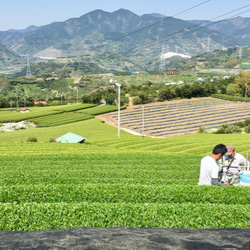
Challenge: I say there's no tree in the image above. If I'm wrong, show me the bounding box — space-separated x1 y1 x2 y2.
158 88 173 101
235 71 250 96
0 77 11 96
203 82 216 96
191 82 204 97
226 83 241 96
180 84 192 99
175 86 183 98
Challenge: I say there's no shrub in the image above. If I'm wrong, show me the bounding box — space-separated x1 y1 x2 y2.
215 124 229 134
216 127 226 134
27 137 38 142
132 97 142 105
197 127 206 133
245 125 250 133
225 125 242 134
245 119 250 126
234 121 245 128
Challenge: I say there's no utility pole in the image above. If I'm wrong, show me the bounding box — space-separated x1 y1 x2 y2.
244 85 248 102
140 105 144 137
110 79 121 138
16 88 19 110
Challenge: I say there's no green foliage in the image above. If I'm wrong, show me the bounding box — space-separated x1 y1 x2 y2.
211 94 250 102
0 103 96 123
244 119 250 126
157 88 173 101
215 118 250 134
234 121 245 128
30 112 94 127
2 96 250 230
26 137 37 142
225 125 242 134
132 97 142 105
113 72 132 76
216 124 229 134
29 105 119 127
1 144 250 230
223 58 241 68
244 125 250 133
0 69 248 108
198 127 206 134
226 83 241 96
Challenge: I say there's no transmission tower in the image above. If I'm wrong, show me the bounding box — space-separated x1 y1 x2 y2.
239 46 242 59
26 54 32 78
206 37 211 53
159 45 166 72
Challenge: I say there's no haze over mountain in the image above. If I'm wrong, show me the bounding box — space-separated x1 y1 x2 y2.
0 9 249 71
189 16 250 45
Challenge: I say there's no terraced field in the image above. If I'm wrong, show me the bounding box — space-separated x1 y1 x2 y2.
98 97 250 137
1 142 250 231
1 99 250 231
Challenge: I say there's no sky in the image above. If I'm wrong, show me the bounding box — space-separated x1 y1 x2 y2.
0 0 250 31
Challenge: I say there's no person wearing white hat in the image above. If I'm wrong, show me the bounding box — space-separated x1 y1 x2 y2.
222 145 249 171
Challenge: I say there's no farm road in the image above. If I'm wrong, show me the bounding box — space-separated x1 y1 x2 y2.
1 227 250 249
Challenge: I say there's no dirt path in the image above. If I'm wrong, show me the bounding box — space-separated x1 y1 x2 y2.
1 227 249 249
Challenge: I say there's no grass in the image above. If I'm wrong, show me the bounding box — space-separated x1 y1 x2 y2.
240 62 250 68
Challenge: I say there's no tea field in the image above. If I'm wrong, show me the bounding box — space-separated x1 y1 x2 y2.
1 101 250 231
99 97 250 137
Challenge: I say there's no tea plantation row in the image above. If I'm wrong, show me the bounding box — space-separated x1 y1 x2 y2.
1 149 250 230
1 99 250 231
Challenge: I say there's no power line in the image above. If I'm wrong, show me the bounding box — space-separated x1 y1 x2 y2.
94 0 211 51
122 5 250 56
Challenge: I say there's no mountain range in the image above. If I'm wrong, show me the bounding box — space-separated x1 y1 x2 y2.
0 9 250 72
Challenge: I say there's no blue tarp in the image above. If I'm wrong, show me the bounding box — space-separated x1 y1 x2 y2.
56 132 87 143
239 174 250 184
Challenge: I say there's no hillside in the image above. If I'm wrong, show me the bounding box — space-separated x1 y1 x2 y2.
0 9 242 71
0 43 22 67
190 16 250 46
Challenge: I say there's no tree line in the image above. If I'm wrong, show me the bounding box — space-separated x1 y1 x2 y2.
0 71 250 108
82 72 250 106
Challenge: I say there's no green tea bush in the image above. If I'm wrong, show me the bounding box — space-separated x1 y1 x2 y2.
1 98 250 231
1 148 250 231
